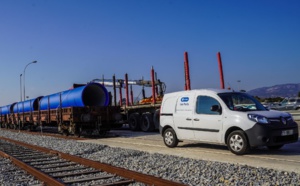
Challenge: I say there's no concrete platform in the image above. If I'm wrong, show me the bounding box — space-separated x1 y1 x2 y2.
80 123 300 174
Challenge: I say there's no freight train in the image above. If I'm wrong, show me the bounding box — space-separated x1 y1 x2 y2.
0 52 193 135
0 83 121 136
0 69 166 135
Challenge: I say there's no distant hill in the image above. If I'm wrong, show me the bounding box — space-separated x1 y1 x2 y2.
247 83 300 98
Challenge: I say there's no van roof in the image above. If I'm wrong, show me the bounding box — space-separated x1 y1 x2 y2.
164 88 235 96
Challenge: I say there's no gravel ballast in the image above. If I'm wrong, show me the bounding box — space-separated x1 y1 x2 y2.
0 130 299 185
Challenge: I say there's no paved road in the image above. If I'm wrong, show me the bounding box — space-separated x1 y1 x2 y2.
80 123 300 174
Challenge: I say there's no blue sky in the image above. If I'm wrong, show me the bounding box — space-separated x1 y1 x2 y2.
0 0 299 105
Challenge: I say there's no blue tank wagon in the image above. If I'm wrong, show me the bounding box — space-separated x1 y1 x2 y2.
0 83 121 136
0 103 16 128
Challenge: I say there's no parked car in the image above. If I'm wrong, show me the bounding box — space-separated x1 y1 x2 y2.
159 89 299 155
270 97 300 110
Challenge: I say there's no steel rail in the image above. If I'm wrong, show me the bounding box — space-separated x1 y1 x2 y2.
0 136 186 186
0 150 64 186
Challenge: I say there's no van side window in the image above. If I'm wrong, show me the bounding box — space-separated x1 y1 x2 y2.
196 96 221 115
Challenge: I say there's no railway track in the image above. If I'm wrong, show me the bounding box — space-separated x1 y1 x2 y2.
0 136 185 186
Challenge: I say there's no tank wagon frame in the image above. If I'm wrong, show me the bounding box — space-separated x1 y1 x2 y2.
0 83 121 136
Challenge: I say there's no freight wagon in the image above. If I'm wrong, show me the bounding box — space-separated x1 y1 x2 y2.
0 83 121 136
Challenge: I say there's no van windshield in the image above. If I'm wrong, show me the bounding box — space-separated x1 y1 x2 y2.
218 92 267 111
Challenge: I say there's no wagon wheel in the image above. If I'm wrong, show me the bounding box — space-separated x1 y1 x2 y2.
86 129 93 136
99 130 107 136
75 125 82 137
62 129 69 136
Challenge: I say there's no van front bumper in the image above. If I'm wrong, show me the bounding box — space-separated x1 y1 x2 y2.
245 121 299 147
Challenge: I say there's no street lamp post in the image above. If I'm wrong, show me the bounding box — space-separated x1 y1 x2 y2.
20 74 22 102
23 61 37 101
19 73 23 132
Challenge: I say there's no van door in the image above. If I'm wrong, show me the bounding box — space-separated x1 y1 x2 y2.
173 94 195 140
192 95 223 142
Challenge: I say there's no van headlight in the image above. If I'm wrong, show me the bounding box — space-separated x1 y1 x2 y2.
286 113 294 122
287 113 294 120
248 114 269 124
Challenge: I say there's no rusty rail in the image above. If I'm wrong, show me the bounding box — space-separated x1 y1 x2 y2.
0 136 186 186
0 146 65 186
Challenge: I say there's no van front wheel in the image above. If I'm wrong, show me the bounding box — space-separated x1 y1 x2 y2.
163 128 178 148
227 130 249 155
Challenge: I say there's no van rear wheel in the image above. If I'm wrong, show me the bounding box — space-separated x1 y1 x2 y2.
163 128 178 148
227 130 249 155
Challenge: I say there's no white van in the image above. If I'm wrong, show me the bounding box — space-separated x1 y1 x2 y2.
159 89 299 155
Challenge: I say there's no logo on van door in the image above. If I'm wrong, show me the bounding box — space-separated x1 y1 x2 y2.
181 97 189 102
180 97 190 106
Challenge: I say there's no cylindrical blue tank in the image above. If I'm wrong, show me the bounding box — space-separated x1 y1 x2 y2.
13 103 23 113
0 103 16 115
40 83 109 110
13 97 43 113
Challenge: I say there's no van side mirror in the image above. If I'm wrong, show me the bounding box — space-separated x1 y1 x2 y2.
211 105 221 113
